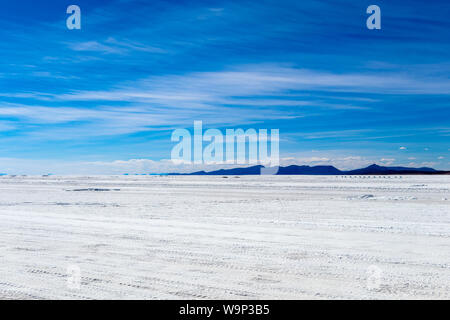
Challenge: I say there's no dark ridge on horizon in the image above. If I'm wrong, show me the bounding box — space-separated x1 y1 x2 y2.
168 164 450 176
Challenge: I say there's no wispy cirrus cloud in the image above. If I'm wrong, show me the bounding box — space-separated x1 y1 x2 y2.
67 37 167 55
68 41 125 54
54 65 450 102
2 63 449 142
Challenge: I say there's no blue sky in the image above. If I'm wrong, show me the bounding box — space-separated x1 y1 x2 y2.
0 0 449 174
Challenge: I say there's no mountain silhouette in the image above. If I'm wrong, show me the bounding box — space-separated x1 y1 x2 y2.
344 164 438 175
169 164 449 175
190 165 265 175
277 165 342 175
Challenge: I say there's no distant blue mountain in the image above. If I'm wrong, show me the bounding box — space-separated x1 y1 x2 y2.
344 164 438 175
277 165 342 175
190 165 265 175
168 164 449 175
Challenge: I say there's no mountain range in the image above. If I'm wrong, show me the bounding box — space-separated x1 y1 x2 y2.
169 164 450 175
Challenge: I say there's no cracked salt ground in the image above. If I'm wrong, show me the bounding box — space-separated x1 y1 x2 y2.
0 175 449 299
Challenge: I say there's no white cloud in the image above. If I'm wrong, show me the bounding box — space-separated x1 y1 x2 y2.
0 155 372 175
419 161 438 167
278 155 374 171
1 152 447 175
68 41 125 54
67 37 167 55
